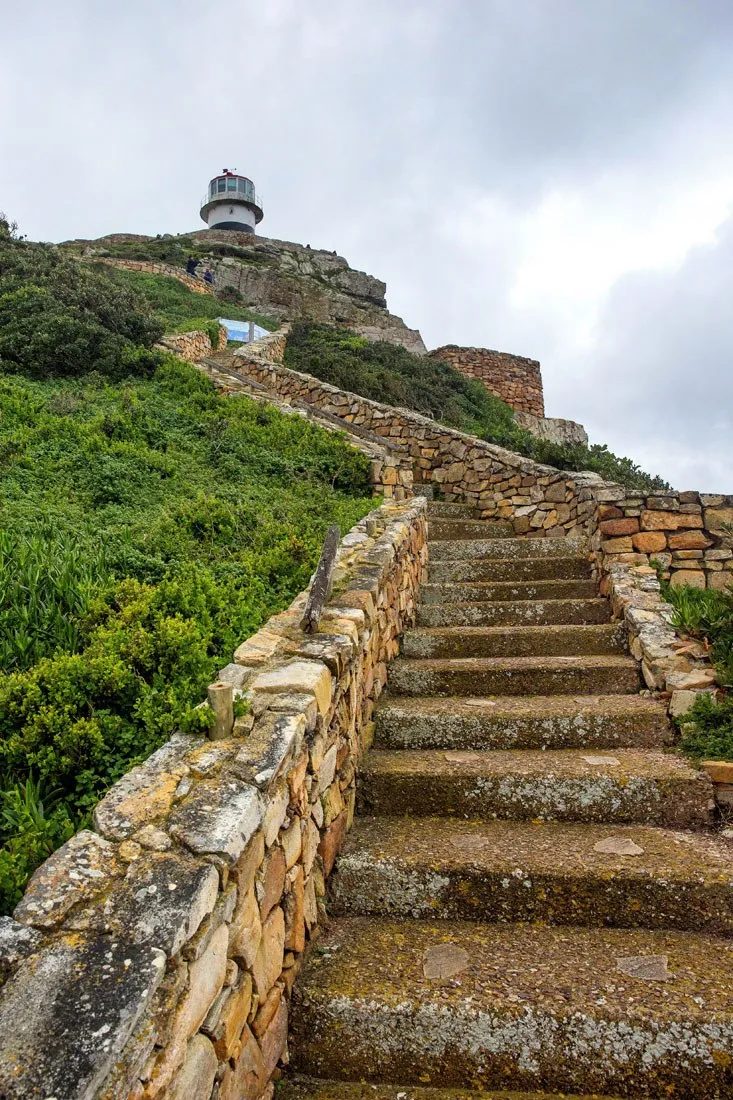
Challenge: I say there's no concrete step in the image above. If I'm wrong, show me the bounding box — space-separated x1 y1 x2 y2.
332 817 733 933
421 578 596 604
279 1078 622 1100
429 537 586 562
416 597 611 627
401 624 626 660
429 519 514 540
290 916 733 1098
358 748 713 827
428 559 593 584
427 501 479 518
374 694 670 751
388 655 641 697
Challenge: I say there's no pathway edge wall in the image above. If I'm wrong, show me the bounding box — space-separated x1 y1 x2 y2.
0 497 428 1100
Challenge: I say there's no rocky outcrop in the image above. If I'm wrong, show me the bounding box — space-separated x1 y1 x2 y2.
190 230 426 353
515 410 589 447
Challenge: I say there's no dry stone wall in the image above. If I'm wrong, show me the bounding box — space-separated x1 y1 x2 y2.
232 342 599 539
429 344 545 418
0 497 428 1100
159 326 228 361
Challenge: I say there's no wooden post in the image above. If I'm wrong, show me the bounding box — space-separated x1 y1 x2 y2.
300 524 340 634
208 681 234 740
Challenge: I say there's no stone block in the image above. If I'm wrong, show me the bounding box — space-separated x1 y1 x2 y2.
14 830 119 930
252 906 285 999
641 510 704 531
318 809 348 875
710 571 733 590
251 660 333 717
0 933 165 1100
258 846 287 921
701 761 733 784
229 886 262 968
0 919 43 984
169 779 264 865
632 531 668 553
704 506 733 531
670 569 707 589
668 531 714 550
168 1034 217 1100
600 518 639 536
93 733 198 840
601 536 634 553
103 851 219 955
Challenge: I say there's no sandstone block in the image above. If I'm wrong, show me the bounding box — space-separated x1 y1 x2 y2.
641 510 704 531
710 571 733 590
668 531 714 550
168 1034 217 1100
258 847 287 921
168 779 264 865
670 569 707 589
600 518 639 536
252 906 285 999
701 761 733 784
318 809 348 875
632 531 668 553
212 973 253 1060
251 660 332 717
229 886 262 968
14 830 119 930
284 865 306 953
704 506 733 531
217 1025 264 1100
601 536 634 553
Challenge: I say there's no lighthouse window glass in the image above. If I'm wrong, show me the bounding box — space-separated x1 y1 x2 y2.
217 179 226 193
227 178 237 191
237 179 246 193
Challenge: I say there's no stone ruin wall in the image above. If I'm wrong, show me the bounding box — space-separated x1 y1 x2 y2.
429 344 545 418
0 498 428 1100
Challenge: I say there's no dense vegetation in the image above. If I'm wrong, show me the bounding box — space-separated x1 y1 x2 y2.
284 322 670 492
661 580 733 762
0 218 373 911
101 267 278 339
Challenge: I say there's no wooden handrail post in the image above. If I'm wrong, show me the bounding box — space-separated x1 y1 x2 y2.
300 524 340 634
208 681 234 740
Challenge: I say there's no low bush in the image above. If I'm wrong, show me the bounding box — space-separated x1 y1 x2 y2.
0 219 164 381
284 322 670 492
661 579 733 761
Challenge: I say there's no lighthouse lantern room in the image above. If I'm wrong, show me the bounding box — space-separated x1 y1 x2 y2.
200 170 263 233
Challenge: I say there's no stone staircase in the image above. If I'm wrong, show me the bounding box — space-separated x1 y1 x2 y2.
284 502 733 1100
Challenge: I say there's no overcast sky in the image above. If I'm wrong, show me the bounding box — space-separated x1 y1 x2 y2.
2 0 732 490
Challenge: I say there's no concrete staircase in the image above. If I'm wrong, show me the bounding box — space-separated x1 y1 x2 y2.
286 503 733 1099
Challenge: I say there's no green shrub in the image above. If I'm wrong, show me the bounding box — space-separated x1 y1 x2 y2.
0 354 373 909
284 322 670 492
0 228 164 380
660 579 733 761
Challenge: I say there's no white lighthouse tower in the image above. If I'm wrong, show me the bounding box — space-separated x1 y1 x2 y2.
200 170 264 234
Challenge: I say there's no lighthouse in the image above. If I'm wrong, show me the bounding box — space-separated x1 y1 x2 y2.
200 170 264 234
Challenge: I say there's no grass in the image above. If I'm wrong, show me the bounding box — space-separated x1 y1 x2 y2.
94 267 279 336
284 322 671 492
659 579 733 761
0 357 373 912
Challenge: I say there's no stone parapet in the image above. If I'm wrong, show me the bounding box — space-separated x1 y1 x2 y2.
429 344 545 418
0 497 428 1100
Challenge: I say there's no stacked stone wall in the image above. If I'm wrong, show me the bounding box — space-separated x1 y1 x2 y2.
429 344 545 417
0 498 428 1100
233 343 597 538
160 326 228 361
